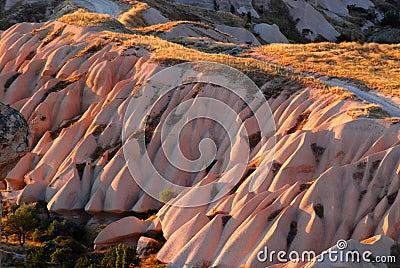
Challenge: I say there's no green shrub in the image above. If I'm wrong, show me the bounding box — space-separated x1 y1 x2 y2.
32 228 46 242
336 33 352 43
50 247 75 268
381 11 400 27
24 247 48 268
246 12 252 24
1 200 12 217
74 256 93 268
101 244 140 268
47 218 85 241
43 240 59 253
5 204 38 245
54 236 87 254
159 189 178 203
145 240 163 255
213 0 219 11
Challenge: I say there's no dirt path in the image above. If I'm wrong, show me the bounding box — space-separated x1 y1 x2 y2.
72 0 119 18
251 53 400 117
320 77 400 117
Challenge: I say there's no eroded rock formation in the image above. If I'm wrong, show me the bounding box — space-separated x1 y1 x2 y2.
1 16 399 267
0 102 30 186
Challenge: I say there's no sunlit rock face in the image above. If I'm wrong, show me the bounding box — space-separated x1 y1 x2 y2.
0 21 260 213
0 102 30 185
1 19 400 268
152 89 400 267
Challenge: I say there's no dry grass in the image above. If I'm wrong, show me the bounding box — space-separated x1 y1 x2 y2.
133 21 249 54
322 86 355 103
347 104 391 119
57 10 129 32
73 41 110 59
140 254 167 268
386 117 400 124
139 0 245 27
119 1 150 28
101 31 332 98
169 36 247 54
41 25 66 46
135 20 212 34
255 42 400 97
54 11 357 100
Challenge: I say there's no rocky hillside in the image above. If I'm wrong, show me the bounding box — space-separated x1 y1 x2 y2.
2 0 400 44
0 0 62 30
1 8 400 266
164 0 400 43
0 103 30 179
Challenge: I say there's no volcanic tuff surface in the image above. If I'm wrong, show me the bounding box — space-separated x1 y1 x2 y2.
1 6 400 268
0 102 30 180
2 0 400 43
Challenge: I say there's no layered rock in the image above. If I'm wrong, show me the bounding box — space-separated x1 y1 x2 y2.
0 0 59 30
90 58 399 265
149 87 400 267
1 17 400 268
254 23 288 43
147 22 240 44
0 102 30 184
172 0 378 41
215 25 261 46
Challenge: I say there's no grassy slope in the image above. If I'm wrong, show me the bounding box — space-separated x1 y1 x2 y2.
56 11 400 116
53 10 400 117
54 11 357 100
57 9 131 32
255 42 400 97
99 30 328 94
138 0 245 27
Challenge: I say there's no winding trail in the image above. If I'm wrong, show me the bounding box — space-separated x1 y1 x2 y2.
251 53 400 118
321 77 400 118
72 0 119 18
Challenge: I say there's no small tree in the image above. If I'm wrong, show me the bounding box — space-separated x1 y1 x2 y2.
5 204 38 245
0 192 2 235
381 11 400 27
46 218 86 241
1 200 13 243
230 5 236 14
74 256 92 268
50 247 75 268
213 0 219 11
101 246 117 267
32 228 46 242
24 247 48 268
101 244 140 268
246 12 252 24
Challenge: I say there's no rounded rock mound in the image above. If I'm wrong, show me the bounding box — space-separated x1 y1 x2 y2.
0 102 30 180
